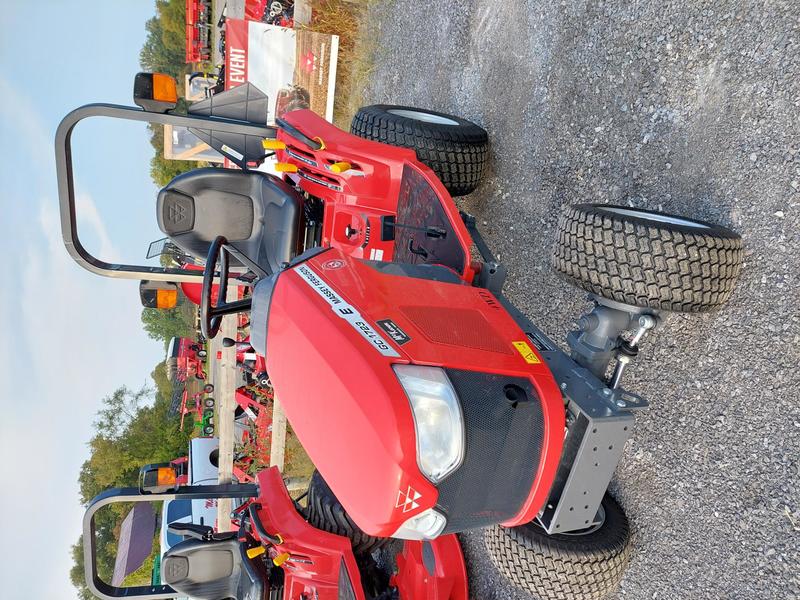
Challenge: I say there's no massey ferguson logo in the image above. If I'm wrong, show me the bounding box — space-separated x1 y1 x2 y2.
322 259 345 270
396 485 422 513
168 203 186 223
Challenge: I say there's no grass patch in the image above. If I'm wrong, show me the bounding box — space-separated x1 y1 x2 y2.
283 424 316 481
307 0 381 128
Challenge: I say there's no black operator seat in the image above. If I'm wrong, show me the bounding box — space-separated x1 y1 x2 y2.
157 168 302 274
161 535 266 600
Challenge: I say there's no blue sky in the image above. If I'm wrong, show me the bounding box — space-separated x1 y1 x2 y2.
0 3 169 599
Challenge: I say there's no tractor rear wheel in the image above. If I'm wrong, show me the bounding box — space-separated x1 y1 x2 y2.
485 493 631 600
306 470 387 555
351 105 489 197
553 203 743 312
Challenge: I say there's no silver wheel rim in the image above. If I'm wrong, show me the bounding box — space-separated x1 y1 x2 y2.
599 206 710 229
387 108 460 126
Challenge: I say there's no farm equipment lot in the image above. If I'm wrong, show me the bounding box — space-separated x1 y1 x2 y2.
359 1 799 599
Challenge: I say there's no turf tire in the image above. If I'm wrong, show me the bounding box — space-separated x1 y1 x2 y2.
485 494 631 600
306 470 387 555
351 105 489 196
553 203 743 312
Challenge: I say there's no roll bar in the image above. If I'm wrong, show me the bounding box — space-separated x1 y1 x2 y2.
55 103 277 282
82 482 259 599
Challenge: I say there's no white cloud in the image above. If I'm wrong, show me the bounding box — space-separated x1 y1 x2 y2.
75 190 121 263
0 77 52 169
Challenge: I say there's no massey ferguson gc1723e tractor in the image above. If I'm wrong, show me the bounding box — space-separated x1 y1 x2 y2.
57 73 743 600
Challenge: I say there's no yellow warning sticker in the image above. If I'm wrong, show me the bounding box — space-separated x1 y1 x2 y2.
513 341 541 364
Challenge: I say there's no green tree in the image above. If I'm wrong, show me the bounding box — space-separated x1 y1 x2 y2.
70 537 93 600
151 361 174 405
139 1 188 79
141 303 194 346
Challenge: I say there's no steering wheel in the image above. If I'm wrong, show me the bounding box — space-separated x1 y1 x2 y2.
200 236 231 339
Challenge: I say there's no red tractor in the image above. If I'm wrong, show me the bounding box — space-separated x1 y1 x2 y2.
166 336 208 383
58 74 743 599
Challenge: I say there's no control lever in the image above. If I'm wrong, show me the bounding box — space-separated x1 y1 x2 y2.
408 239 429 259
381 215 446 241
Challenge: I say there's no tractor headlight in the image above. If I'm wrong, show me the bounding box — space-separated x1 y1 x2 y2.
394 365 464 483
392 508 448 541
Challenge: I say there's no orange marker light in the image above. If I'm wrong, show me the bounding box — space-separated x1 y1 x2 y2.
152 73 178 103
155 288 178 309
157 467 177 487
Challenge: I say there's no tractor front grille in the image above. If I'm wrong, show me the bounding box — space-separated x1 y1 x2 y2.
436 369 545 533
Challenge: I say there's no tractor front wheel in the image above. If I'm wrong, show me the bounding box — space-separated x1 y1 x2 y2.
351 105 489 197
306 471 387 555
552 203 743 312
485 493 631 600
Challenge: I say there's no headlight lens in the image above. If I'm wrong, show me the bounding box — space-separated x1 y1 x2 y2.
391 508 448 540
394 365 464 483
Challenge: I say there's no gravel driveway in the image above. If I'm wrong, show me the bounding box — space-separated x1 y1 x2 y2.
359 1 799 598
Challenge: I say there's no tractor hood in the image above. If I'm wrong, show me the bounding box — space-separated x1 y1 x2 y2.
259 248 565 538
260 249 434 538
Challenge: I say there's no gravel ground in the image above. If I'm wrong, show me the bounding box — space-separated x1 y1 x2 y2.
359 1 799 598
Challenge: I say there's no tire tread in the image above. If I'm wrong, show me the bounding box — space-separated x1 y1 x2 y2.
350 105 489 196
306 471 387 555
485 495 631 600
552 204 743 312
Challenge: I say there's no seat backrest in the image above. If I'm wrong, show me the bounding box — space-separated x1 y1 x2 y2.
157 168 302 272
161 536 242 600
